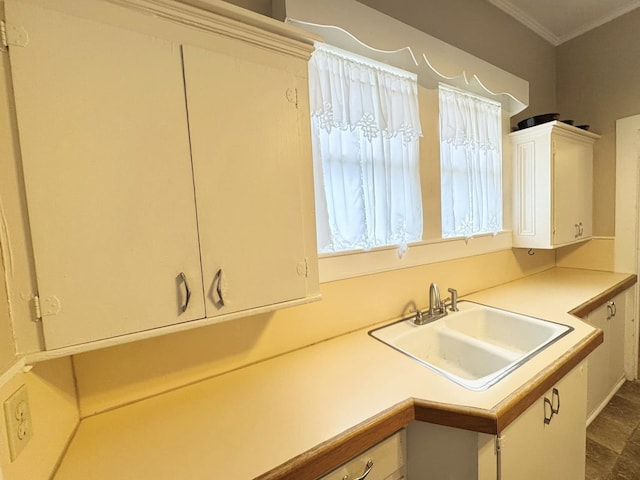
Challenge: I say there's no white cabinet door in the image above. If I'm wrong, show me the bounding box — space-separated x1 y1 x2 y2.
552 133 593 245
7 1 205 348
586 292 627 419
182 44 309 318
499 363 587 480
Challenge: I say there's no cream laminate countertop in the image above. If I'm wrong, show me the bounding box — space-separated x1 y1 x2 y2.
54 268 636 480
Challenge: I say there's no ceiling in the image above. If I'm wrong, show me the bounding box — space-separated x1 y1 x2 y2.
487 0 640 45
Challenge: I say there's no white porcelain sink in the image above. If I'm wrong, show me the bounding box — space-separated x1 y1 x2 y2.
369 301 573 391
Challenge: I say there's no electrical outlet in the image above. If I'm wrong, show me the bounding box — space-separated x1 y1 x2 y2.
3 385 33 461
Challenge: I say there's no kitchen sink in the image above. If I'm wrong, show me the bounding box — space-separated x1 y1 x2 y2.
369 301 573 391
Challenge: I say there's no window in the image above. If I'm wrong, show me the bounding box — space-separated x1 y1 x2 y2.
439 84 502 239
308 43 423 255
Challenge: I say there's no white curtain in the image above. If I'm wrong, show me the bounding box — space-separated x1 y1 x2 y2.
309 43 423 254
439 84 502 239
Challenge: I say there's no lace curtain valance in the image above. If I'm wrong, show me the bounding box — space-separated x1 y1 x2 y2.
308 43 422 144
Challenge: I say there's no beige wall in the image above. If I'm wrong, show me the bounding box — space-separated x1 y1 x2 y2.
342 0 557 128
0 258 15 373
557 8 640 236
0 358 79 480
226 0 271 16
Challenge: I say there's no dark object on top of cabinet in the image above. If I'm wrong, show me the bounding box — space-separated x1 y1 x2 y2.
517 113 559 130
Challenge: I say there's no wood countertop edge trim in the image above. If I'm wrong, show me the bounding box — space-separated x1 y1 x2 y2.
412 399 498 434
255 399 414 480
257 398 500 480
491 328 603 432
569 274 637 318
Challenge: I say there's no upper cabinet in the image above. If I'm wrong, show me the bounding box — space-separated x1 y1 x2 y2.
510 121 599 249
5 0 320 351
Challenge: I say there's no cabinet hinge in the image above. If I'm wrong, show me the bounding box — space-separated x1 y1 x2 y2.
33 295 41 321
495 434 505 453
0 21 7 50
297 258 310 278
0 21 29 49
286 88 298 109
33 294 62 321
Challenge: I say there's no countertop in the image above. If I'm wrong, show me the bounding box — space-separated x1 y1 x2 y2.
54 268 637 480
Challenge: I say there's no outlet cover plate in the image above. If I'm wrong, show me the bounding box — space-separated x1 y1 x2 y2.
4 385 33 461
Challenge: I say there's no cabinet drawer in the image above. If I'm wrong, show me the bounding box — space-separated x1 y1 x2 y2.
319 430 406 480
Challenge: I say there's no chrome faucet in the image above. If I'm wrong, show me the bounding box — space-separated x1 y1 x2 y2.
413 283 458 325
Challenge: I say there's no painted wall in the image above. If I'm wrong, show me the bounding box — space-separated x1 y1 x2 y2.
0 358 78 480
557 8 640 236
342 0 556 128
0 263 15 374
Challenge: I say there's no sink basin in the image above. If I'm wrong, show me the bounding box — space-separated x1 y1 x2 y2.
369 301 573 391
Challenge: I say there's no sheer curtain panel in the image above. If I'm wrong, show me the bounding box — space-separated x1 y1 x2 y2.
309 43 423 254
439 84 502 239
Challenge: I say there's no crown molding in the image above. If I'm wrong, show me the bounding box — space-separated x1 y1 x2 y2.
489 0 640 46
557 0 640 44
488 0 560 45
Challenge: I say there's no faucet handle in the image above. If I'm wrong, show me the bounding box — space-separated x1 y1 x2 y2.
412 308 425 325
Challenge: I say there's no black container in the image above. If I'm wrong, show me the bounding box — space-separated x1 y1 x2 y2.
517 113 560 130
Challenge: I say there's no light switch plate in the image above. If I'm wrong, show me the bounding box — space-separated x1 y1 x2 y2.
4 385 33 461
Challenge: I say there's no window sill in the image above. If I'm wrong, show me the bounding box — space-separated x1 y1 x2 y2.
318 231 513 283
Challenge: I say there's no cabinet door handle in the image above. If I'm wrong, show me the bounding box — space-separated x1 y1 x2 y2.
343 460 374 480
179 272 191 313
544 397 554 424
607 301 616 320
551 387 560 415
213 268 225 307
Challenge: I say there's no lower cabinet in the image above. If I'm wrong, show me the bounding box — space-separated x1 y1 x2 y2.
585 291 627 420
498 362 588 479
406 362 588 480
319 430 406 480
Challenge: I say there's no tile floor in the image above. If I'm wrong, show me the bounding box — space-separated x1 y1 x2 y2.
585 380 640 479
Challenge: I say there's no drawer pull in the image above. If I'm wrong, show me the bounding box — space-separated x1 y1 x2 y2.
343 460 374 480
